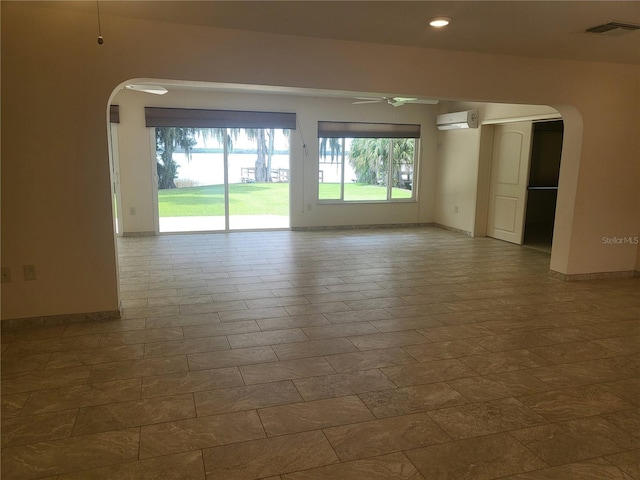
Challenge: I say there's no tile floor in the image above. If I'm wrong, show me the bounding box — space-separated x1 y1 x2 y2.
1 227 639 480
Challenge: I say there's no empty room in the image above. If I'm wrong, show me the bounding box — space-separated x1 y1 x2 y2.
1 2 639 479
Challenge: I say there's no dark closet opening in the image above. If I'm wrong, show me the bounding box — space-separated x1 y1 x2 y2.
523 120 564 251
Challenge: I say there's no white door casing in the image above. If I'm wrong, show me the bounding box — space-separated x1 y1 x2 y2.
108 122 123 236
487 121 533 244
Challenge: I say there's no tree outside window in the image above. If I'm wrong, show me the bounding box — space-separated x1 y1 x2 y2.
318 135 417 202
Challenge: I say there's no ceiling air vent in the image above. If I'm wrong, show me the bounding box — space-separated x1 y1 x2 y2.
585 21 640 36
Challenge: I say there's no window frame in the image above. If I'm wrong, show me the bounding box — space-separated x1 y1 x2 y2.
317 122 420 204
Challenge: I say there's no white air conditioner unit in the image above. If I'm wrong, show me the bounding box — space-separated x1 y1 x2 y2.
436 110 479 130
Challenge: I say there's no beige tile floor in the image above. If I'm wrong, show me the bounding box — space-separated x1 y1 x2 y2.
1 227 639 480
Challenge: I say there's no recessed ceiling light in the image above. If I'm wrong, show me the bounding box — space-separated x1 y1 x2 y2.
429 17 451 28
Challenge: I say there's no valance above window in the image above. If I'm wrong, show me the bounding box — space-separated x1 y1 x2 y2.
318 121 420 138
145 107 296 130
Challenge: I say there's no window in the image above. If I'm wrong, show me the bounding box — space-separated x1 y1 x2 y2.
317 122 419 202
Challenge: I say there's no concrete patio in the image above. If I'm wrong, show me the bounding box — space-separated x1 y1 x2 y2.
159 215 290 233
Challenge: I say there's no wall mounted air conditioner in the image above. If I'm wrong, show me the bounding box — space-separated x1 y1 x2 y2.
436 110 479 130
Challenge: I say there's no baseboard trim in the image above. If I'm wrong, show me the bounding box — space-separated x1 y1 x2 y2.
291 223 435 232
122 231 155 237
433 223 473 237
1 309 122 331
549 269 638 282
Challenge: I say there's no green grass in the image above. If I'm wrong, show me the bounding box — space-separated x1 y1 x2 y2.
158 182 413 217
158 183 290 217
319 183 413 201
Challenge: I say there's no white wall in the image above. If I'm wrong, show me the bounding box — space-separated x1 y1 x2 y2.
2 2 638 320
113 88 437 233
116 95 155 233
434 128 481 233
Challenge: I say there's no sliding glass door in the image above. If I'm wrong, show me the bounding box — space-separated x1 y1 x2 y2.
156 127 226 232
154 125 290 233
228 128 290 230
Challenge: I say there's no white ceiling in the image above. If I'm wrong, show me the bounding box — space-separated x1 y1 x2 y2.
53 1 640 65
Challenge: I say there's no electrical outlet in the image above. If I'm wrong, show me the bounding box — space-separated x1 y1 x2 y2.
1 267 11 283
454 206 459 213
23 264 36 281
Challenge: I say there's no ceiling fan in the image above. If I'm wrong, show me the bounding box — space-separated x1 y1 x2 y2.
353 96 439 107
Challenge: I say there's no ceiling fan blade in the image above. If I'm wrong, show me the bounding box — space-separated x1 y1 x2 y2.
406 98 440 105
352 99 382 105
392 97 418 103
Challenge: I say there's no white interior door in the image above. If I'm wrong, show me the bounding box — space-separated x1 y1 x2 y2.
487 121 533 244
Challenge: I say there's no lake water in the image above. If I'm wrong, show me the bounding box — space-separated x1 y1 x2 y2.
172 152 290 185
172 152 356 185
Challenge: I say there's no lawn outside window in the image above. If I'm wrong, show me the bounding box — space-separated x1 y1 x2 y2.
317 121 419 203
